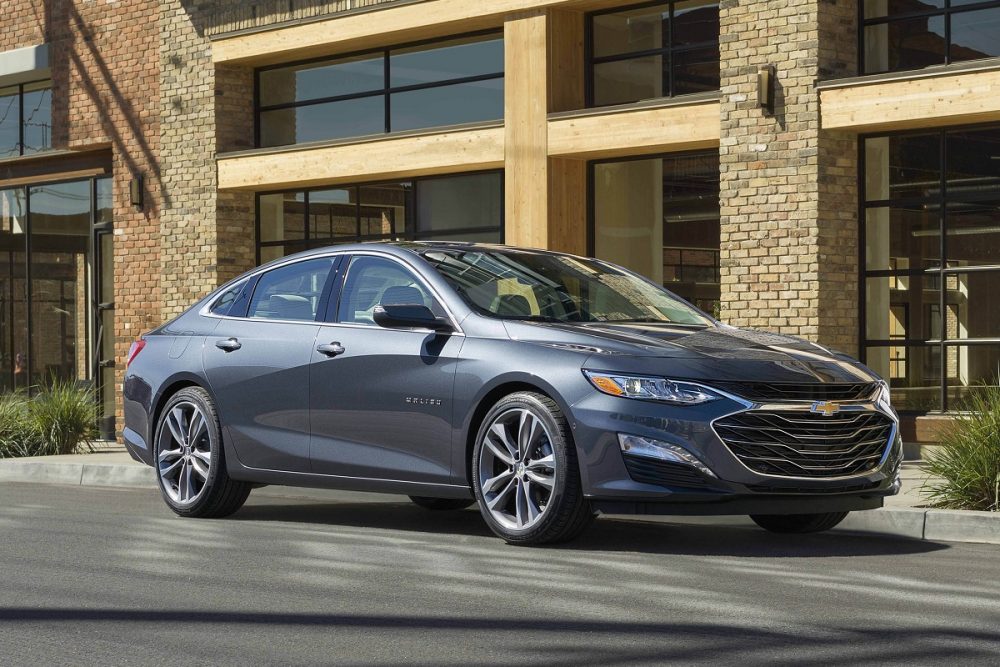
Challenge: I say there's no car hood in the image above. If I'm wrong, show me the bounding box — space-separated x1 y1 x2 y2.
503 320 879 384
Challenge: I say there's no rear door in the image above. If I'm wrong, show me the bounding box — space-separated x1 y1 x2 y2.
309 253 463 484
204 255 340 472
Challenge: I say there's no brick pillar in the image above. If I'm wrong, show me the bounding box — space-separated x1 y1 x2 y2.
160 2 256 322
718 0 859 355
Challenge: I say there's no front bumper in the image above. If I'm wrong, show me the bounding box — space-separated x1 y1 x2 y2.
569 389 902 515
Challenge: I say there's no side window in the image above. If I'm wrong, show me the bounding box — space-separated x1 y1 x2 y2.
210 279 249 316
337 256 443 325
248 257 334 321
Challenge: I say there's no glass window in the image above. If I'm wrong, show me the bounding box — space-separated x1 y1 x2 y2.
423 249 713 325
0 86 18 159
249 257 335 321
310 188 359 240
257 32 503 148
0 188 28 392
210 279 250 316
256 172 503 262
389 78 504 133
0 81 53 158
21 81 52 155
862 2 1000 74
258 54 384 107
338 256 440 325
593 151 721 315
863 125 1000 412
415 173 502 238
389 35 503 87
588 1 720 107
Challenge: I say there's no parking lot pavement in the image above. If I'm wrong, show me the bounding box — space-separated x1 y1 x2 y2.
2 482 999 665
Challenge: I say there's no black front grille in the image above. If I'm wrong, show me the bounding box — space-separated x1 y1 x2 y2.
714 410 893 478
712 382 878 403
623 455 717 490
746 480 882 494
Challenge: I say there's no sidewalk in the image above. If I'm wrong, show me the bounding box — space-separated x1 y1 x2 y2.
1 452 997 545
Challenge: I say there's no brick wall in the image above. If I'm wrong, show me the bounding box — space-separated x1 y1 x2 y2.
718 0 859 356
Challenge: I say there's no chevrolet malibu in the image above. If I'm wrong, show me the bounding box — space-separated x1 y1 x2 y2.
123 242 902 545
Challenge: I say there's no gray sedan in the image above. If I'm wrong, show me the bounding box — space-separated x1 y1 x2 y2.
123 243 901 545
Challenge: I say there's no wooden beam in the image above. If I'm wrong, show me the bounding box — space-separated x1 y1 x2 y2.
547 101 720 159
548 157 587 255
217 127 504 191
211 0 628 66
547 9 585 113
504 11 549 249
820 69 1000 132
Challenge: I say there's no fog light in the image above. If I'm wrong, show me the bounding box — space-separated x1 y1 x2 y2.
618 434 717 478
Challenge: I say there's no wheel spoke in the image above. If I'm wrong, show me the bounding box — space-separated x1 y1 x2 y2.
482 469 514 494
486 477 517 512
187 410 207 446
525 469 554 490
158 447 183 463
526 453 554 470
190 448 212 465
179 461 193 501
517 411 540 460
166 408 188 446
486 425 516 465
159 457 184 477
190 457 209 480
522 479 541 523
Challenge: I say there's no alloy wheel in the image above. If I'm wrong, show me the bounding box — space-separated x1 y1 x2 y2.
157 401 213 504
478 408 557 531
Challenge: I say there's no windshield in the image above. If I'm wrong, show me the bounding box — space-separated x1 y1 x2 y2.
422 249 713 325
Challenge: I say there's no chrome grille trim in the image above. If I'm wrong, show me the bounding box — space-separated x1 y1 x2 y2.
711 404 897 480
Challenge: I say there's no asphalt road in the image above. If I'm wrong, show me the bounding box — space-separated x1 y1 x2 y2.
1 483 999 666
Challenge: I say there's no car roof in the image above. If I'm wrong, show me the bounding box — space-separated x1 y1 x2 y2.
266 241 574 265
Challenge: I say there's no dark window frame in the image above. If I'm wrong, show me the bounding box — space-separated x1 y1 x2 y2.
254 30 504 147
254 170 505 264
0 78 53 158
859 122 1000 413
584 0 720 108
859 0 1000 75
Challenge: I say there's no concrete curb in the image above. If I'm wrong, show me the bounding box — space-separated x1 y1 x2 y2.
0 458 155 488
1 456 998 545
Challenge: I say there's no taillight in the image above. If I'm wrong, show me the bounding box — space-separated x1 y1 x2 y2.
126 339 146 368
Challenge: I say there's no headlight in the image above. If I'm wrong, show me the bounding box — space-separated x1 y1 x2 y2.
584 371 718 405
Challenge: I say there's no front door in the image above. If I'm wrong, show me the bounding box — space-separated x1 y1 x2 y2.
309 254 463 484
204 256 338 472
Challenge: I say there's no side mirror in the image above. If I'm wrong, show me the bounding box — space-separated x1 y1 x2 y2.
373 304 454 332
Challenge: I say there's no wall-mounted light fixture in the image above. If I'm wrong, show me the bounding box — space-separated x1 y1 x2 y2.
129 174 143 211
757 64 776 115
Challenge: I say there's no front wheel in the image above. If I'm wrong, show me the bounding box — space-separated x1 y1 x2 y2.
154 386 251 518
472 392 594 546
750 512 848 534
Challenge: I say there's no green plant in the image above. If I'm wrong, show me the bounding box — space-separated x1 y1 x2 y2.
922 385 1000 512
29 379 97 456
0 392 46 459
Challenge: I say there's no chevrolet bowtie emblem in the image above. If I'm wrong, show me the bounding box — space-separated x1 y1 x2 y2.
811 401 841 416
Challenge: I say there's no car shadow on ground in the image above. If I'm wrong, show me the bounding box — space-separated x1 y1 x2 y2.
231 500 948 558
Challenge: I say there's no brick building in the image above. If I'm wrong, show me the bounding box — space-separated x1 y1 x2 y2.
1 0 999 446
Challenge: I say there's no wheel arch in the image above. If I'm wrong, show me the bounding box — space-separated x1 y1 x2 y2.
148 373 215 447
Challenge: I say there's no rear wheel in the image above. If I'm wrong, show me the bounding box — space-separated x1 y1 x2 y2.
154 386 251 518
472 392 594 546
750 511 848 534
409 496 476 511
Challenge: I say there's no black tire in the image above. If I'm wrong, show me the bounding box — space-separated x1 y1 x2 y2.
472 391 594 546
154 386 251 519
409 496 476 511
750 511 849 534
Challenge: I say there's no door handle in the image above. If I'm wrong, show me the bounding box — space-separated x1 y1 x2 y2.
316 342 346 357
215 337 241 352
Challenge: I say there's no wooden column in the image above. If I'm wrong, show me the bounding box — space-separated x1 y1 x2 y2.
504 10 549 249
545 8 587 255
